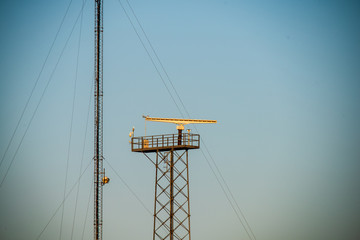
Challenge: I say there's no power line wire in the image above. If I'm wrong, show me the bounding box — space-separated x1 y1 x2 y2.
199 145 254 240
205 139 257 240
0 0 89 189
36 159 92 240
71 19 92 240
81 177 93 240
201 138 256 240
116 0 184 117
61 1 87 238
59 31 77 240
106 158 179 235
105 159 152 215
124 0 188 117
119 1 257 239
0 0 74 171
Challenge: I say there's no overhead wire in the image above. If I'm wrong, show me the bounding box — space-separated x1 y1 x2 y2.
105 159 152 215
81 175 93 240
36 159 93 240
59 21 79 240
78 85 93 240
69 0 87 239
124 0 188 117
192 122 257 240
199 143 255 240
201 139 257 240
63 1 157 238
58 1 88 239
118 1 257 239
116 0 184 117
0 0 74 176
105 157 179 235
32 1 154 239
0 0 90 189
28 0 257 238
59 1 90 239
113 4 215 235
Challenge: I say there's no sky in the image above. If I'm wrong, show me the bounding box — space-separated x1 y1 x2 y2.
0 0 360 240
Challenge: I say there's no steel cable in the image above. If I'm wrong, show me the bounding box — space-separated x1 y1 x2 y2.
81 177 93 240
0 0 74 175
124 0 188 117
59 2 90 239
202 139 257 240
69 0 87 239
118 1 257 239
116 0 184 118
36 159 92 240
105 159 152 215
0 0 89 190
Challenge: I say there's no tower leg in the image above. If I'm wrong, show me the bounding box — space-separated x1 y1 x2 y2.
150 149 191 240
170 150 174 240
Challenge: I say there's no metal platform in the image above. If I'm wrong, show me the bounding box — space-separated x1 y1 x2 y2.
131 133 200 152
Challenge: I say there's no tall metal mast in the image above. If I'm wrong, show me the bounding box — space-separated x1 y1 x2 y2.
94 0 104 239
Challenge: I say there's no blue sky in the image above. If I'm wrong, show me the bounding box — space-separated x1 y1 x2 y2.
1 0 360 240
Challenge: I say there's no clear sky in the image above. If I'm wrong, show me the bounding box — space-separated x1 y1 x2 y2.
0 0 359 240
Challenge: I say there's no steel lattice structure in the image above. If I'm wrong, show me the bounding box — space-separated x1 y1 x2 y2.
132 133 200 240
152 150 191 240
94 0 104 239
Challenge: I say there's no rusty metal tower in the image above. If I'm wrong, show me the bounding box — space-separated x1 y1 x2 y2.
131 117 216 240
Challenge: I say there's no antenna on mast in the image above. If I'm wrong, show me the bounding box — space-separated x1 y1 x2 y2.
142 115 149 136
131 116 216 240
145 116 217 145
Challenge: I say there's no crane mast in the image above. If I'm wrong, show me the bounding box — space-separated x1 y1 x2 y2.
94 0 104 239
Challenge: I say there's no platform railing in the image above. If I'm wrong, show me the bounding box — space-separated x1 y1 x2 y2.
131 133 200 151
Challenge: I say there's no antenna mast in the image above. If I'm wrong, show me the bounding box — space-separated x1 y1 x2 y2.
131 117 216 240
94 0 104 239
